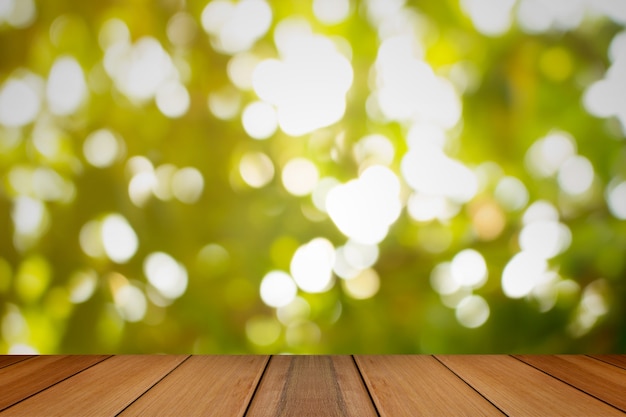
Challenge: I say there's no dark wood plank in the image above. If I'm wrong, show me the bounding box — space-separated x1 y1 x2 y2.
119 355 268 416
2 355 187 416
0 356 34 370
438 355 624 417
589 354 626 370
515 355 626 412
0 355 109 412
246 355 377 417
355 355 504 416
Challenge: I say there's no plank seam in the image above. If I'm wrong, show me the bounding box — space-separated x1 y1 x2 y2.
0 355 113 413
242 354 272 417
351 356 381 417
432 355 509 417
0 356 35 370
511 355 626 414
585 354 626 371
113 355 192 417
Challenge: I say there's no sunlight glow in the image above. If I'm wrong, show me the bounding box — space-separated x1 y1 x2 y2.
494 176 529 211
583 30 626 132
557 155 594 195
239 151 274 188
455 295 489 328
460 0 515 36
290 238 335 293
326 165 401 244
0 77 41 127
342 268 380 300
83 129 124 168
607 180 626 219
502 251 549 299
252 19 353 136
374 35 461 128
113 282 146 322
401 144 478 204
353 134 395 167
172 167 204 204
242 100 278 139
281 158 319 196
260 270 297 308
525 131 577 178
101 214 138 264
155 80 190 118
144 252 188 300
46 56 87 116
451 249 487 289
517 0 585 34
201 0 272 55
519 221 571 259
313 0 350 25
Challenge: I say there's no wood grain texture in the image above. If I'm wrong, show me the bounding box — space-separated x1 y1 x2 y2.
438 355 624 417
515 355 626 412
246 355 377 417
590 354 626 370
355 355 504 417
2 355 187 417
0 356 33 370
119 355 268 416
0 355 109 412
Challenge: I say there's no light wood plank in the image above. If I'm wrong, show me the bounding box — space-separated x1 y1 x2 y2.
355 355 504 417
589 354 626 370
438 355 624 417
119 355 268 416
515 355 626 412
0 355 109 412
246 355 377 417
0 356 34 369
2 355 187 417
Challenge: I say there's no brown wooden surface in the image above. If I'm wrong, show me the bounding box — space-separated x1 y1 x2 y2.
0 355 109 412
356 355 504 416
591 354 626 370
2 355 187 417
246 355 377 417
0 354 625 416
515 355 626 412
120 355 269 417
0 356 33 370
438 355 625 416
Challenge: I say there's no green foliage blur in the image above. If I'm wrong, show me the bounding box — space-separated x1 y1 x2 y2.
0 0 625 354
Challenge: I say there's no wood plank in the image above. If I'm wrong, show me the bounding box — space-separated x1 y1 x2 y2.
119 355 268 416
589 354 626 370
0 355 34 369
0 355 109 412
515 355 626 412
2 355 187 417
246 355 377 417
355 355 504 417
438 355 624 417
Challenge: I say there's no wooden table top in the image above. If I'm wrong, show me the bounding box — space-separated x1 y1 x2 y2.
0 355 625 416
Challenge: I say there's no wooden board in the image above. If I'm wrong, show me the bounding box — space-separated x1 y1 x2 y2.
1 354 625 415
355 355 504 417
119 355 268 416
2 355 187 417
0 355 34 370
590 354 626 370
515 355 626 412
246 355 377 417
437 355 624 417
0 355 109 412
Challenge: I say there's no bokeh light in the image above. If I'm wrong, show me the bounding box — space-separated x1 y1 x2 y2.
1 0 625 355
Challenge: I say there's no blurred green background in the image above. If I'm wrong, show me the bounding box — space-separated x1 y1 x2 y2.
0 0 625 354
